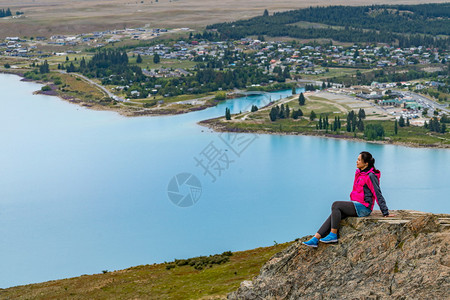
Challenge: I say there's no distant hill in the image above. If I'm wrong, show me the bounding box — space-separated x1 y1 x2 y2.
207 3 450 48
0 0 448 37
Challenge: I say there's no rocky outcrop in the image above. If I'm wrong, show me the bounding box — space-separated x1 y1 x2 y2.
229 210 449 299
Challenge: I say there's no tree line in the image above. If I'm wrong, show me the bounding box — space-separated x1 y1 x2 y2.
56 49 287 99
0 8 12 18
331 68 448 87
425 117 447 133
207 4 449 48
0 8 23 17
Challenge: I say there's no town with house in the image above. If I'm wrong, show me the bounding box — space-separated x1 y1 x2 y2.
1 25 449 127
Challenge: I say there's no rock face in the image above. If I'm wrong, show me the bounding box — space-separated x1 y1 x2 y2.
228 210 449 299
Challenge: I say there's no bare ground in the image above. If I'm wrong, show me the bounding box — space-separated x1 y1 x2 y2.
0 0 447 37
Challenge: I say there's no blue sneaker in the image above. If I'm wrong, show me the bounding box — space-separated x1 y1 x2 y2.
302 237 318 248
319 232 338 243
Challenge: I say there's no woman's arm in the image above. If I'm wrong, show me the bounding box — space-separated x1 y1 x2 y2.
369 173 389 216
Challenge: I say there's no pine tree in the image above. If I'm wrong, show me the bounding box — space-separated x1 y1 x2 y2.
310 110 317 121
278 104 282 118
399 116 405 127
358 108 366 119
39 60 49 74
285 104 290 118
292 86 296 95
79 57 86 69
357 119 364 131
225 107 231 120
283 66 290 79
263 9 269 17
432 117 441 132
136 54 143 63
394 119 398 135
346 117 351 132
319 116 323 129
269 107 277 121
298 93 305 106
352 113 357 132
153 53 160 64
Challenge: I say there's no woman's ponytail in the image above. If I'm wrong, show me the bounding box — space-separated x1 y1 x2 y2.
360 151 379 173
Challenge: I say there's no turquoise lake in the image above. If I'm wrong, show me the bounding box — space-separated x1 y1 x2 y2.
0 73 449 288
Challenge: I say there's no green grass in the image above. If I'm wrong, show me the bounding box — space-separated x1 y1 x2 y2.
133 92 215 105
244 95 348 121
46 54 93 64
291 21 345 30
0 242 294 299
57 72 106 102
373 120 450 146
212 101 450 147
302 68 373 81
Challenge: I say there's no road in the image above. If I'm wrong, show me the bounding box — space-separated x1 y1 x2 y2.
58 70 125 102
400 90 450 114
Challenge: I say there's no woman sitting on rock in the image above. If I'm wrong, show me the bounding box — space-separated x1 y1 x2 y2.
303 151 391 247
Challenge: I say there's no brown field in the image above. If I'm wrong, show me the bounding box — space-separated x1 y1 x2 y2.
0 0 447 38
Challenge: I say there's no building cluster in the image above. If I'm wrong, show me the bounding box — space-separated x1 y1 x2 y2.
0 28 447 122
0 27 180 57
1 28 449 72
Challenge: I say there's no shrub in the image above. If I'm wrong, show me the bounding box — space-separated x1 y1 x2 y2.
41 85 51 91
215 91 227 100
143 100 157 108
364 124 385 140
171 251 232 270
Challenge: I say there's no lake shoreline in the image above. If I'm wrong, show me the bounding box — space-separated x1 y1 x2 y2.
0 70 226 117
198 117 450 149
2 70 448 149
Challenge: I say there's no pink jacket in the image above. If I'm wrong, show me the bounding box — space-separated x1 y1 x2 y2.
350 167 380 210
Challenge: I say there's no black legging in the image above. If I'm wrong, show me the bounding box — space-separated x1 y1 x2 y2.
317 201 357 237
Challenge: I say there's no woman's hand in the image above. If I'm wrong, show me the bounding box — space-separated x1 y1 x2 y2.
384 214 396 217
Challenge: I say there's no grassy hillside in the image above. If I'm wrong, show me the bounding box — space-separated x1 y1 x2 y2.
0 241 294 299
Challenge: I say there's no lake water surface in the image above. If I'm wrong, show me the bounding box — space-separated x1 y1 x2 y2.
0 74 448 288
